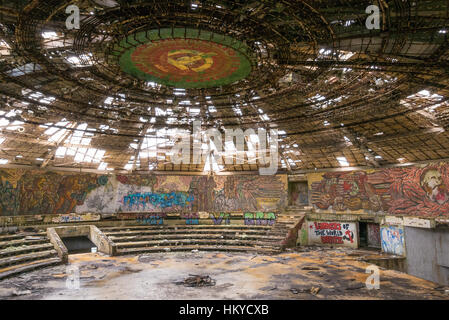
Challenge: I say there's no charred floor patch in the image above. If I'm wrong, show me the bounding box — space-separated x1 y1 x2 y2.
0 248 447 300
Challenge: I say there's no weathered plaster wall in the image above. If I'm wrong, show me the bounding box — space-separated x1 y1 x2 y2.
308 162 449 218
0 169 287 216
404 226 449 286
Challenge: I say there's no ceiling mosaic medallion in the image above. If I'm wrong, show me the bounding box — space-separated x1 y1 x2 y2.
117 29 253 89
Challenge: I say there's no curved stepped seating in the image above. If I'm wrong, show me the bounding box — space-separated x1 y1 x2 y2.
0 232 62 280
101 225 287 255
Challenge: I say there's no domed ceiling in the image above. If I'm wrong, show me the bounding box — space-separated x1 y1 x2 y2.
0 0 448 173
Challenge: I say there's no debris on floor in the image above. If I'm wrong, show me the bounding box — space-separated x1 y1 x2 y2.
176 275 217 288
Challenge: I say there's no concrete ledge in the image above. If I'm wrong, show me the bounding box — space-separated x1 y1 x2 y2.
89 226 117 256
46 228 69 264
49 225 117 257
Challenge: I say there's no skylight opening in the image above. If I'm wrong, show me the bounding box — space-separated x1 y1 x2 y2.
98 162 108 171
189 108 200 116
73 148 105 164
41 31 59 40
339 51 355 61
7 63 42 77
104 97 114 104
66 54 94 67
0 40 11 56
337 156 350 167
232 106 243 116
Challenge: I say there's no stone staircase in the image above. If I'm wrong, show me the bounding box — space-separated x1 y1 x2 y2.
0 231 62 280
275 206 309 248
276 206 308 229
100 224 287 255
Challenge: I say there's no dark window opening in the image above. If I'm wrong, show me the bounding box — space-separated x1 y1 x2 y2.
62 236 96 254
359 222 368 247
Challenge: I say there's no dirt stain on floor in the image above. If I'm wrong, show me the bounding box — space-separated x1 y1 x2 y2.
0 248 447 300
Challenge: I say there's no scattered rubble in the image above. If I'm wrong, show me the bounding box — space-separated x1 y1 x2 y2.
302 266 320 271
176 275 216 288
310 287 321 296
290 287 321 295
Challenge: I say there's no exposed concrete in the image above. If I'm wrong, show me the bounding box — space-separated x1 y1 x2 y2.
48 226 117 259
405 226 449 286
89 226 117 256
0 249 447 300
47 228 69 264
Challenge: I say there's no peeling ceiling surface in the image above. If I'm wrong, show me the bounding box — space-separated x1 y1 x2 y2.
0 0 448 173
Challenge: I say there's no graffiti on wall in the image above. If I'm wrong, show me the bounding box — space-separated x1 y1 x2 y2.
381 225 405 256
182 213 199 225
51 213 101 224
308 221 358 247
244 212 276 226
367 223 381 248
309 163 449 217
123 192 194 211
0 169 287 216
137 213 166 225
210 213 231 225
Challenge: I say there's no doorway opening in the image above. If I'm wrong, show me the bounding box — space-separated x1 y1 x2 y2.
359 222 368 247
62 236 97 254
288 181 309 206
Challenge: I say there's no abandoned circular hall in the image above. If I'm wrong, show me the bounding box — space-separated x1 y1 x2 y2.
0 0 448 302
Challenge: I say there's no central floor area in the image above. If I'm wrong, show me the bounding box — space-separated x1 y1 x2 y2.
0 249 447 300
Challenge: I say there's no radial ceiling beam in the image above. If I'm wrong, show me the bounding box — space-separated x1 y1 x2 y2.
131 122 153 172
341 128 380 168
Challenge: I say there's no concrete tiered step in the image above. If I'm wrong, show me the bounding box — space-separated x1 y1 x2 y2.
101 225 286 255
0 232 62 280
277 206 308 228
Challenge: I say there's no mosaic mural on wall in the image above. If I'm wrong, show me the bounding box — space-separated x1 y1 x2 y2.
309 163 449 218
0 169 287 216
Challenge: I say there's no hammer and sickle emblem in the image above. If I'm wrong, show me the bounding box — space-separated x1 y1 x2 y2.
167 49 216 72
